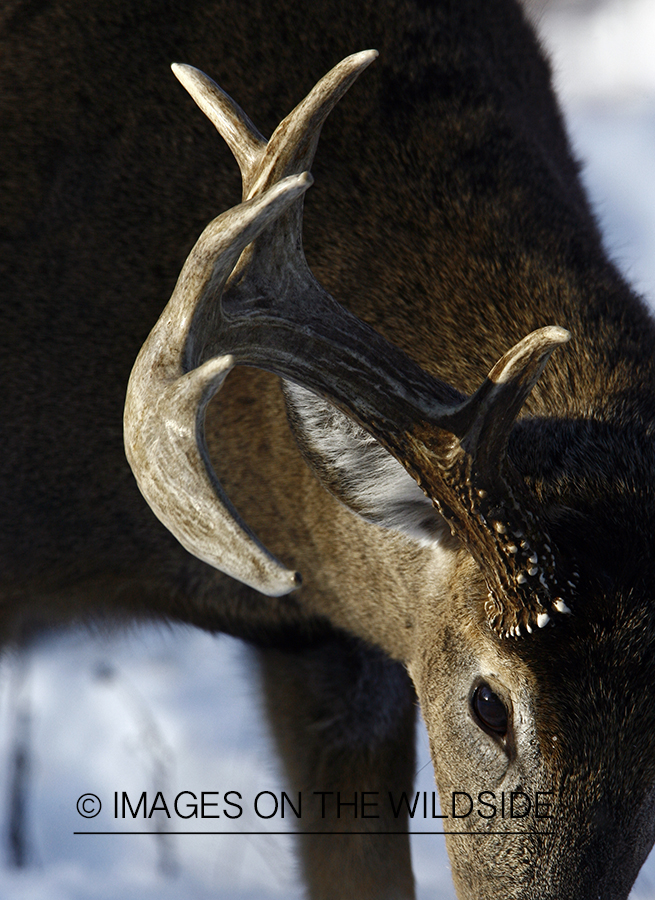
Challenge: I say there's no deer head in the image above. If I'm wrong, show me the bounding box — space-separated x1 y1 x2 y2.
124 52 655 900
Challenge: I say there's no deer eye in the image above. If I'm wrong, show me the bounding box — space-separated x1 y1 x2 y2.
471 683 508 737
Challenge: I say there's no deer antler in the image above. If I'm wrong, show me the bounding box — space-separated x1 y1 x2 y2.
124 53 574 638
124 175 312 595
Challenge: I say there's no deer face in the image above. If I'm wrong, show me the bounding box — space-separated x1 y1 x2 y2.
406 523 655 899
288 382 655 898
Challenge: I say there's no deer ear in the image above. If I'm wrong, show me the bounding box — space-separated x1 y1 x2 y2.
283 384 448 545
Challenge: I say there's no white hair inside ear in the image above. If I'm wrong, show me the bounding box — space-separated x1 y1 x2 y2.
283 383 449 546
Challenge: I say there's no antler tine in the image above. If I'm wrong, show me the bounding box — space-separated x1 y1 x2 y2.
246 50 379 197
124 174 312 596
401 327 573 638
442 326 571 480
171 63 266 182
173 51 378 200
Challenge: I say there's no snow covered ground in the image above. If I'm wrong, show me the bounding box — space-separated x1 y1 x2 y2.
535 0 655 305
1 1 655 898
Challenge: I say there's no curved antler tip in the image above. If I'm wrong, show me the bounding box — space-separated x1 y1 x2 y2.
260 566 303 596
338 50 379 79
171 62 205 94
356 49 379 63
171 61 193 79
295 171 314 188
260 171 313 209
540 325 571 345
488 325 571 386
517 325 571 352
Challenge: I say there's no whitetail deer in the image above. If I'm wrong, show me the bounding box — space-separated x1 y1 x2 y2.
3 0 655 897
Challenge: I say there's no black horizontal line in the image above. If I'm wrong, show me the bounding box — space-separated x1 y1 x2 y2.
75 830 552 836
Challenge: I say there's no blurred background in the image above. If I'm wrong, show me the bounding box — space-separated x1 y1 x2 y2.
1 1 654 897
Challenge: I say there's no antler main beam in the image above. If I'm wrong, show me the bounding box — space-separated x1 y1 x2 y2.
124 53 574 638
